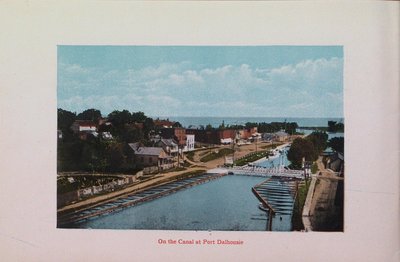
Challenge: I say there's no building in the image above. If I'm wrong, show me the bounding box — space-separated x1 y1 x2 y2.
184 134 195 152
154 119 176 129
186 129 220 144
218 129 236 144
160 127 187 146
153 138 179 155
238 127 258 140
327 152 344 176
128 143 174 171
71 120 97 133
275 131 289 142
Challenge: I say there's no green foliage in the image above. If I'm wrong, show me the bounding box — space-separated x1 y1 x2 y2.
242 121 298 134
76 108 102 122
234 151 269 166
287 131 328 169
307 131 328 153
327 121 344 133
287 138 317 169
57 108 76 132
131 111 147 123
311 162 319 174
205 124 213 130
186 151 195 161
292 181 310 230
108 110 133 127
200 148 234 162
173 121 183 128
328 137 344 153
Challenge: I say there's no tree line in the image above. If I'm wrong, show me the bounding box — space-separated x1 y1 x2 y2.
216 121 299 134
287 131 344 169
57 108 156 173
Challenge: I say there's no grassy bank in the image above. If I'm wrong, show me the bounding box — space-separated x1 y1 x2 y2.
200 148 234 162
234 151 269 166
292 180 311 231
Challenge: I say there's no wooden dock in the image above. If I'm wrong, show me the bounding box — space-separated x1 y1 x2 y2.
252 177 299 231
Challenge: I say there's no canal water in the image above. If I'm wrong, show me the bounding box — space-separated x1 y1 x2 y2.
73 149 298 231
76 175 273 231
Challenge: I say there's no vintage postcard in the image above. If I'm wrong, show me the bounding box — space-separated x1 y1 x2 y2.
1 2 398 262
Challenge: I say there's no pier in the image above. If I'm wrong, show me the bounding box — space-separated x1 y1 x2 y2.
58 172 227 227
252 177 299 231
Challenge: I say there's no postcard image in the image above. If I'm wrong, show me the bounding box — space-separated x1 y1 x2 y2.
57 46 344 232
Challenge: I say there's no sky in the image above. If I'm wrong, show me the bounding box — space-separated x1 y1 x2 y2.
58 46 343 118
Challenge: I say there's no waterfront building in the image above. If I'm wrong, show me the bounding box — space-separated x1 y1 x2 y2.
184 134 195 152
160 127 187 146
275 131 289 142
153 138 179 155
128 143 174 172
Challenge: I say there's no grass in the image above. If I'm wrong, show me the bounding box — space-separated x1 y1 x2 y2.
292 180 311 231
186 151 195 161
234 150 270 166
200 148 234 162
311 162 319 174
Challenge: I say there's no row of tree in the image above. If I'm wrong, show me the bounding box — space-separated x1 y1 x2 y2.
216 121 299 134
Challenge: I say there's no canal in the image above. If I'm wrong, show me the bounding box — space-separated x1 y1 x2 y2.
71 152 295 231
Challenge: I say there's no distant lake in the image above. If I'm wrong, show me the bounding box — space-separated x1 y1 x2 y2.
158 116 344 128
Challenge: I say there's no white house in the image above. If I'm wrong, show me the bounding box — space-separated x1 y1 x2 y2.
71 120 97 133
184 134 195 152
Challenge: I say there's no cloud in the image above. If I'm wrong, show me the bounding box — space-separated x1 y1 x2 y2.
58 57 343 117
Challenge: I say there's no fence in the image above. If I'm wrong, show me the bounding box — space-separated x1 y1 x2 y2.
57 176 136 208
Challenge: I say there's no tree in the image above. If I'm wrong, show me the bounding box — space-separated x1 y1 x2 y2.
328 137 344 153
287 138 318 169
205 124 213 130
57 108 76 133
108 110 132 127
76 108 102 123
173 121 183 128
106 142 125 171
306 131 328 154
143 117 155 138
131 111 147 123
328 121 344 133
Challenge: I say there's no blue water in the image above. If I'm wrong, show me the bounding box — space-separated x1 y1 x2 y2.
254 148 291 168
160 117 343 129
77 175 271 231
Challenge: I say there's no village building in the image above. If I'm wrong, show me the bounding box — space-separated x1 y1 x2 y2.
70 120 99 140
128 143 174 172
218 129 236 144
152 138 179 155
275 130 289 142
184 134 195 152
71 120 97 133
160 127 187 146
154 119 176 129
